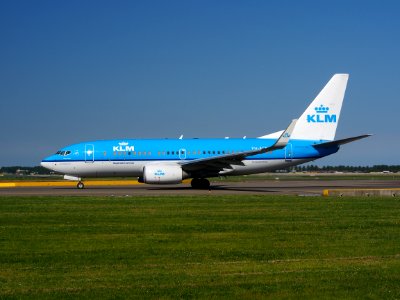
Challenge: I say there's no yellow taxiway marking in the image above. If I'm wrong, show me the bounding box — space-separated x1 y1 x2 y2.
0 183 17 188
0 180 141 188
0 179 191 188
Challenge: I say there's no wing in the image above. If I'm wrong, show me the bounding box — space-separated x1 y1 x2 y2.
180 119 297 176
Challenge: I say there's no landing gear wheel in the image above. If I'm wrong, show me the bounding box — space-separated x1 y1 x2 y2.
191 178 210 189
77 181 85 189
201 178 210 189
191 178 200 188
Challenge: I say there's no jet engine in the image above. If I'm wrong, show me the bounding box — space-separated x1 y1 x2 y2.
142 164 184 184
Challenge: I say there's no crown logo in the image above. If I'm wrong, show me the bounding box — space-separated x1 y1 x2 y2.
315 104 329 114
119 142 129 146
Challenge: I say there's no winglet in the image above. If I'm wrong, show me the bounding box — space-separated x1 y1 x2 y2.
273 119 297 149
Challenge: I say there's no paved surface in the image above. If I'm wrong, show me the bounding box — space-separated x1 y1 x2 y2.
1 179 399 196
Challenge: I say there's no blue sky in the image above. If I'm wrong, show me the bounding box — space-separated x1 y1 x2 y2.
1 1 399 166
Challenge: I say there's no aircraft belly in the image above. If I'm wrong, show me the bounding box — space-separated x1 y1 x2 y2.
64 161 143 177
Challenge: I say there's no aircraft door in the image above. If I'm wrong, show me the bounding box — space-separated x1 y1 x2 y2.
85 144 95 163
285 143 293 162
179 148 187 160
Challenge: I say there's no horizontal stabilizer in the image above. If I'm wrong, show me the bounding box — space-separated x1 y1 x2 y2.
313 134 372 148
258 130 284 139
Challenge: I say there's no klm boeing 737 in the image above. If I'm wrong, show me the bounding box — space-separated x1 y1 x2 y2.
41 74 370 189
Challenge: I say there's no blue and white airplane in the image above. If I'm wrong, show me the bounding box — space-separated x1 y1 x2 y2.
41 74 370 189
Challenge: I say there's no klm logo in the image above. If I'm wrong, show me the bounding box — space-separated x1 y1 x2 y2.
307 105 337 123
113 142 135 152
154 169 165 176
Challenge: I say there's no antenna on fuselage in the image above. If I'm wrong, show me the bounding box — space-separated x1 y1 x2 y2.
179 135 183 140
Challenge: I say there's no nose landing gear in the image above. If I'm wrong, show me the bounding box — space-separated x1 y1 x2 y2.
77 181 85 189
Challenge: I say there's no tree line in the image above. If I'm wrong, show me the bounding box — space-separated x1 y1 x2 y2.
0 166 53 175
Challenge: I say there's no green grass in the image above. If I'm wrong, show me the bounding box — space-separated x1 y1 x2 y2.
0 195 399 299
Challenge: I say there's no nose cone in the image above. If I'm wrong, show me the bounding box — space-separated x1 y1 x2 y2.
41 155 56 171
40 160 49 169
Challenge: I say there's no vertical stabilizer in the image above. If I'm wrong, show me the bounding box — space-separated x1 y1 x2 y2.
290 74 349 141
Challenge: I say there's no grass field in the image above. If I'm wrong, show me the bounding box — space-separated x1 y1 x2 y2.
0 195 399 299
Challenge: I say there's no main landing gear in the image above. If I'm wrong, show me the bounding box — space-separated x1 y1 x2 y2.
77 181 85 189
191 178 210 189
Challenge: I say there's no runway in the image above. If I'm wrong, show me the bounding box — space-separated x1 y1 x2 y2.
1 179 399 196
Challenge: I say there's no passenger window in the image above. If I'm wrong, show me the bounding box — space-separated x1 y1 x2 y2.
148 152 151 156
213 151 215 154
167 151 170 155
104 151 107 156
158 151 161 156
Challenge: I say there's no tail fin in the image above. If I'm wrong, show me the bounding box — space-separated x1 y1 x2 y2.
290 74 349 141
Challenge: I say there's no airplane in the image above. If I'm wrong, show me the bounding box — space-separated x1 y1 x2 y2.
41 74 371 189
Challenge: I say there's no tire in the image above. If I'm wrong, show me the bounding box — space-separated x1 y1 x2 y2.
200 178 210 189
191 178 210 189
191 178 200 188
77 182 85 189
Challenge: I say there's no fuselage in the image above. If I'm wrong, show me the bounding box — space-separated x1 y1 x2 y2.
41 138 338 178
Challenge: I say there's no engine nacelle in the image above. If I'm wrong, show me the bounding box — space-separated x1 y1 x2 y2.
142 164 183 184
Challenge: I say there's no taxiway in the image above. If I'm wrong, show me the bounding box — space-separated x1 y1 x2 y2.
1 179 399 196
